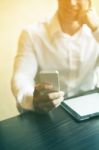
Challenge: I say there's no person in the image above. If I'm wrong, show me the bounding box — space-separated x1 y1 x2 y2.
11 0 99 113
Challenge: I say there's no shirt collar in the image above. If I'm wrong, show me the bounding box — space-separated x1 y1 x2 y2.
48 12 62 37
47 12 91 39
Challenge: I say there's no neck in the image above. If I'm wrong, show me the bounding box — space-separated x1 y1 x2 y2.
57 10 82 35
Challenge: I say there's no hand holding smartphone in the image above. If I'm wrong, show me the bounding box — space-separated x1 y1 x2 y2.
33 70 64 113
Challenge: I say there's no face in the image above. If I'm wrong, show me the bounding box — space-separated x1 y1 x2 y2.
58 0 91 14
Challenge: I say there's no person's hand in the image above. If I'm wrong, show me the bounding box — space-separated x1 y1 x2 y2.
84 8 99 32
77 0 99 32
33 83 64 113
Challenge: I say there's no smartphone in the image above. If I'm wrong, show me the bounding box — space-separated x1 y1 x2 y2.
39 70 60 92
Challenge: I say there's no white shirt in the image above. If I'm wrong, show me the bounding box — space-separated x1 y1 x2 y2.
11 14 99 110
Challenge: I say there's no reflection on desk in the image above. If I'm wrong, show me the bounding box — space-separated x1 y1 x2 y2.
0 106 99 150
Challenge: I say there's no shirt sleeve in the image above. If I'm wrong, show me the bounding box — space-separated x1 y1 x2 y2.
93 27 99 42
11 29 38 111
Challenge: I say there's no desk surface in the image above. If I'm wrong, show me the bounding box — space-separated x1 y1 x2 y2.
0 106 99 150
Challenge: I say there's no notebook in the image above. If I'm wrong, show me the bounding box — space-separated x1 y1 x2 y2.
61 91 99 121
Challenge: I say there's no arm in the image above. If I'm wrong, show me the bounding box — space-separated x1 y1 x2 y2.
11 29 64 113
11 29 38 111
77 0 99 42
85 8 99 42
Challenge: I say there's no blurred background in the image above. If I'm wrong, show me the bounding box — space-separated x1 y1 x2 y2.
0 0 98 121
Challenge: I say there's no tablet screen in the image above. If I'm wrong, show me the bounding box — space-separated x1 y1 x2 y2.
63 93 99 117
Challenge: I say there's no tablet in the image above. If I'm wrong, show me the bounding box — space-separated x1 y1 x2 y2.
61 92 99 121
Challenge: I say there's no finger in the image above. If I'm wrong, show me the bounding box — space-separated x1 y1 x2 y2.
51 96 64 107
36 95 64 113
48 91 64 100
43 96 64 111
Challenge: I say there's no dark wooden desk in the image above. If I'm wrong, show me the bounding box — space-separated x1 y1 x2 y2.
0 106 99 150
